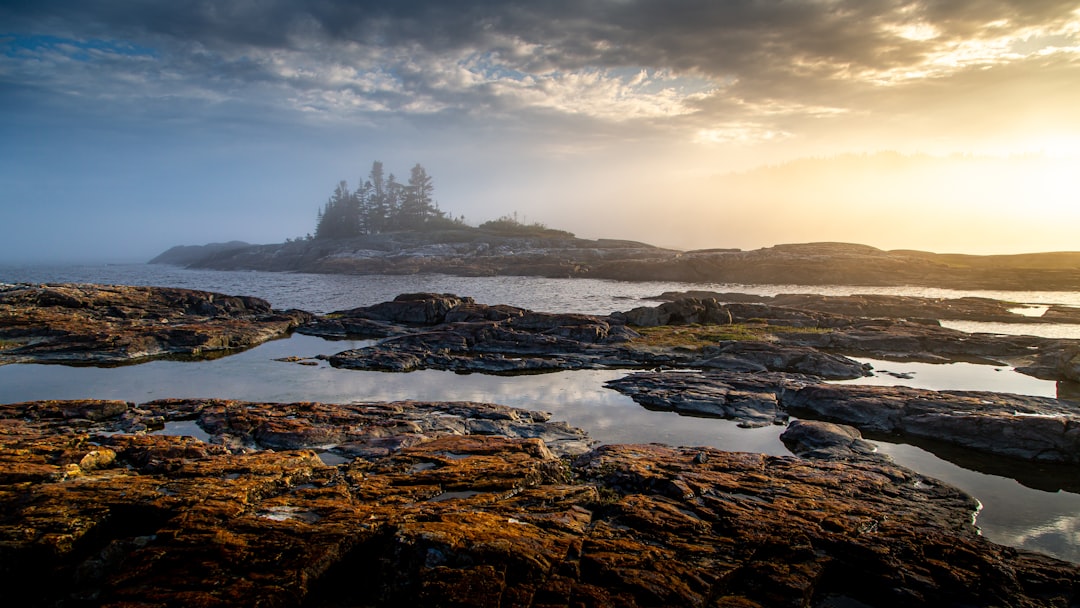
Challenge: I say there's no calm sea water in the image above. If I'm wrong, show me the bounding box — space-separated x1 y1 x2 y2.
2 263 1079 563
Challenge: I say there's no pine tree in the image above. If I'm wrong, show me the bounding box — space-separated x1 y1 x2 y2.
401 163 435 228
314 180 357 239
314 160 443 236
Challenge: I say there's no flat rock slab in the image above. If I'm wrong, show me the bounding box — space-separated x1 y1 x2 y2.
313 293 1071 382
650 290 1080 325
3 398 1078 607
0 283 312 365
610 370 1080 464
789 383 1080 464
310 293 870 379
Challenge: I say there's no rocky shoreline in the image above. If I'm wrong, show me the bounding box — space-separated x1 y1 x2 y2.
0 283 311 365
4 398 1079 606
152 233 1080 291
4 283 1080 605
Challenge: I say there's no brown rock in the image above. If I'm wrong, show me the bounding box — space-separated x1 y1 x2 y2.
2 398 1078 607
0 283 312 365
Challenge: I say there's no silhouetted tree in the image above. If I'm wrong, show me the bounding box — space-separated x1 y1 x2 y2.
314 180 358 239
399 163 437 228
314 160 449 239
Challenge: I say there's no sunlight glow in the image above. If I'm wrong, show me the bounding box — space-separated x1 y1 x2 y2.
867 13 1080 85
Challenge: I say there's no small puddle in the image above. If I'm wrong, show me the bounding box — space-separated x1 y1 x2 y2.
427 490 481 502
152 420 213 442
830 358 1058 398
317 451 351 466
1008 306 1049 318
257 506 322 523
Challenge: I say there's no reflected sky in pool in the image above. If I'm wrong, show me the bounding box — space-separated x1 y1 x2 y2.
2 333 1079 563
831 357 1061 398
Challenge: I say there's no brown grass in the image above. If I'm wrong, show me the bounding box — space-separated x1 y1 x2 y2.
630 323 829 349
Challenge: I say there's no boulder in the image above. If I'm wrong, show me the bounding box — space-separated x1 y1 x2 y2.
780 419 879 460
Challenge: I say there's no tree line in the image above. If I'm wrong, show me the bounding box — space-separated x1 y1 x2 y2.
314 161 459 239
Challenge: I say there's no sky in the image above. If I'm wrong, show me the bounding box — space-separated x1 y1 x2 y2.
2 0 1079 263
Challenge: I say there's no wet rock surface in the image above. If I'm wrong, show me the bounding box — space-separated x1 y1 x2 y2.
4 398 1079 607
308 293 871 379
0 283 312 365
311 292 1076 381
649 291 1080 325
779 420 880 460
619 294 1080 377
608 370 1080 464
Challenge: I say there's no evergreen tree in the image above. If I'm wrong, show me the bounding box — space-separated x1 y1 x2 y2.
385 172 403 229
354 180 374 235
313 159 444 237
314 180 356 239
401 163 436 228
367 161 389 233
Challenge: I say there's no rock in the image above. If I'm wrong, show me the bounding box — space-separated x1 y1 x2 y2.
1017 345 1080 384
787 383 1080 463
0 283 312 365
4 398 1078 607
652 291 1080 325
700 341 871 380
609 370 1080 464
304 292 1076 383
604 371 813 428
317 294 640 374
618 294 1071 375
780 420 878 460
316 294 872 379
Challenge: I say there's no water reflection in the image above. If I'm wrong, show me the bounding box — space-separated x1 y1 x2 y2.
1 333 1078 564
941 320 1080 340
831 357 1060 398
877 442 1080 564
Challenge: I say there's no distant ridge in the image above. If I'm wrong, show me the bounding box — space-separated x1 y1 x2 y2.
149 241 252 266
150 231 1080 291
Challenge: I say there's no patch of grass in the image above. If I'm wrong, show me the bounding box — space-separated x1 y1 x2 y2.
630 323 829 349
0 339 19 351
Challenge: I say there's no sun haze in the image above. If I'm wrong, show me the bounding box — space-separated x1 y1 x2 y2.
2 1 1078 261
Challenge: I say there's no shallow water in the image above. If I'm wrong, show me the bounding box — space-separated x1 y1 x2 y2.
941 320 1080 340
2 333 1079 563
2 264 1080 563
6 263 1080 318
832 357 1061 398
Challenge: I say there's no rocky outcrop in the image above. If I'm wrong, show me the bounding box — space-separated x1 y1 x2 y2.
310 293 871 379
608 370 1080 464
147 240 252 266
787 383 1080 463
0 283 312 365
154 233 1080 291
3 398 1078 607
618 295 1072 371
650 291 1080 324
1018 345 1080 383
603 370 812 428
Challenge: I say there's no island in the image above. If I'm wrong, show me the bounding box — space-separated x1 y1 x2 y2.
151 161 1080 291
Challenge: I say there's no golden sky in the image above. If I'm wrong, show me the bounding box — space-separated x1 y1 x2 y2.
2 1 1078 259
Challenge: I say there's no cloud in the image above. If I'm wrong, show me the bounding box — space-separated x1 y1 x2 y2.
4 0 1077 148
